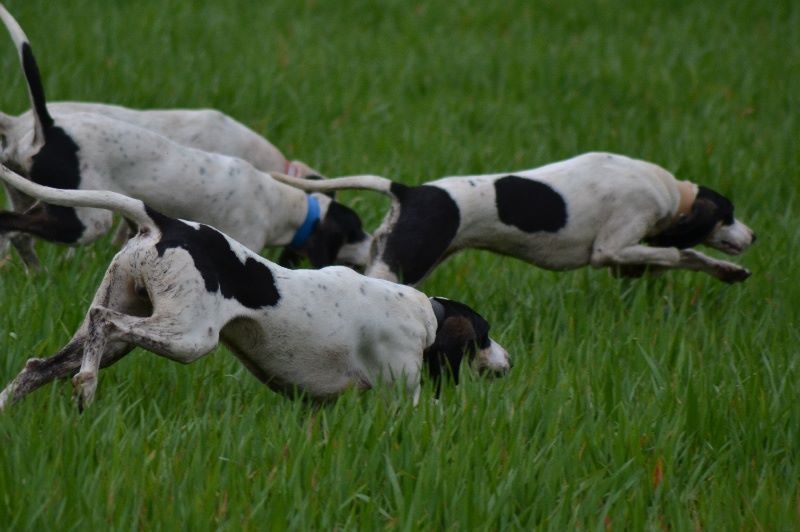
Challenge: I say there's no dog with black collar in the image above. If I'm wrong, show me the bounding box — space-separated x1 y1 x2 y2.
0 4 370 270
0 164 510 411
270 152 756 286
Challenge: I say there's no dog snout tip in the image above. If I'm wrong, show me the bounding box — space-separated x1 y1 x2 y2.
750 232 757 244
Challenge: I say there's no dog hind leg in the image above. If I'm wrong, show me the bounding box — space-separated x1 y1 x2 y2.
73 306 220 410
0 334 132 411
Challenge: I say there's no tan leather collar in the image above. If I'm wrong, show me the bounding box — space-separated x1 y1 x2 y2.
674 181 699 221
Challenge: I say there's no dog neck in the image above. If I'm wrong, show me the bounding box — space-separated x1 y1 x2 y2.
674 180 699 221
289 194 321 249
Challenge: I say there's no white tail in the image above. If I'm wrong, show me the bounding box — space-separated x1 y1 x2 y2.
0 165 154 230
270 171 396 198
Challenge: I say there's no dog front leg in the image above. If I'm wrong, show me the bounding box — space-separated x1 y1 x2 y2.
592 244 750 283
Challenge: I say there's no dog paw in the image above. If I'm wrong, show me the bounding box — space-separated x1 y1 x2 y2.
72 371 97 412
719 265 751 284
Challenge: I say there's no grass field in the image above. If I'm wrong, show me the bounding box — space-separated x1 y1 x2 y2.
0 0 798 528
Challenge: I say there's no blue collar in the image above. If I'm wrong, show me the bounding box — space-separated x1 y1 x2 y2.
289 194 321 249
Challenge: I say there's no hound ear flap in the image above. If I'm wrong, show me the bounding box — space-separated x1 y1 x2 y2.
424 316 477 395
648 198 718 249
304 218 344 268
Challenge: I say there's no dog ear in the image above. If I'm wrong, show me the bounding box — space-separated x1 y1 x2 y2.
647 197 719 249
304 202 367 268
304 217 345 268
424 315 479 395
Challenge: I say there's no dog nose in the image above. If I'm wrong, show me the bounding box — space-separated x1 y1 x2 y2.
750 232 757 244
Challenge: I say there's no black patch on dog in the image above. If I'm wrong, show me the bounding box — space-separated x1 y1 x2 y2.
424 297 491 396
381 184 460 285
494 176 567 232
3 44 86 243
146 206 280 309
646 186 735 249
21 43 54 130
0 202 83 244
303 201 368 268
16 123 86 243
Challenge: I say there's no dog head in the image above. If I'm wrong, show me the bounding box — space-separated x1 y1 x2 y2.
424 297 510 394
647 186 755 254
304 194 372 269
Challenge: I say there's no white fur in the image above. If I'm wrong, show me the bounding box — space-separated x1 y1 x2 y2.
271 152 755 285
7 101 316 175
2 110 362 254
0 165 508 410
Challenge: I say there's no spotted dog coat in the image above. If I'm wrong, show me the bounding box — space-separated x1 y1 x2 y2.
0 5 369 269
270 152 756 285
0 165 510 411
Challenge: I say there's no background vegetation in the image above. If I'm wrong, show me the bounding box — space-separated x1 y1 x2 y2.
0 0 797 528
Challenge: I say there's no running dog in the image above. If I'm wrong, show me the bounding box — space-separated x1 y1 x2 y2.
0 4 369 270
0 164 510 411
270 152 755 285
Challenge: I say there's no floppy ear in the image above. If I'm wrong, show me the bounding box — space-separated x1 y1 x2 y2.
647 198 719 249
304 217 345 268
304 202 367 268
423 315 477 395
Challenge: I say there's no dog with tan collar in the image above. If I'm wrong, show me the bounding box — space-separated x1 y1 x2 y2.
0 164 510 411
270 152 756 285
0 4 369 270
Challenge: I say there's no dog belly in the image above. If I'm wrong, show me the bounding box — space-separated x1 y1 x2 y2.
483 232 594 271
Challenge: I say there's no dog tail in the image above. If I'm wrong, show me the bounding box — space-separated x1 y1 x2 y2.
0 165 155 231
270 172 398 199
0 3 54 146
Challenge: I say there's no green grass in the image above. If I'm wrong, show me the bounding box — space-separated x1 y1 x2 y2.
1 0 798 528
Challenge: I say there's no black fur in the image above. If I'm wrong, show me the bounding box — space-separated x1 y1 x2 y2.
381 184 461 285
0 202 84 244
303 201 368 268
424 297 491 395
646 186 734 249
146 206 281 309
494 175 568 233
0 42 86 243
21 42 54 130
22 122 86 243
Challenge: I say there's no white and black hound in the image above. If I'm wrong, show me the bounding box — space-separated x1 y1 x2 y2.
0 164 510 411
4 101 318 177
0 5 369 270
270 152 756 285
